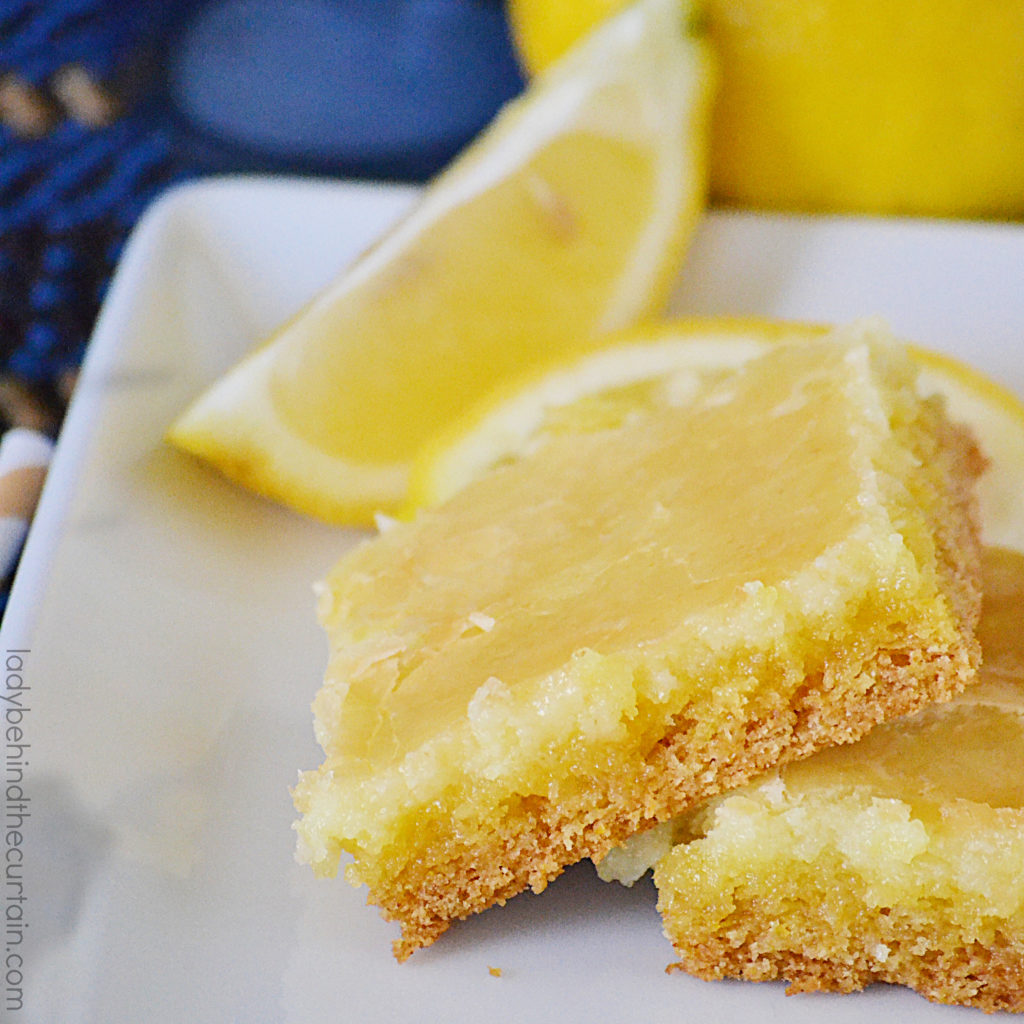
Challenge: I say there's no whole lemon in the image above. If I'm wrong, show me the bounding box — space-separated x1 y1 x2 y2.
508 0 1024 219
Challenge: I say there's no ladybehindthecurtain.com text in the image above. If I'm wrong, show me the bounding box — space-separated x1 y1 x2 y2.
4 650 31 1014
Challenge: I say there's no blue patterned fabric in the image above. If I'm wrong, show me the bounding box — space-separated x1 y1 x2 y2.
0 0 524 612
1 0 193 393
1 115 192 385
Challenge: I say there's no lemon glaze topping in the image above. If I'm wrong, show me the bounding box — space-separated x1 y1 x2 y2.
295 330 968 875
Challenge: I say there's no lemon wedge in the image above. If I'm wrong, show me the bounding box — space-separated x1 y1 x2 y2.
167 0 713 525
407 317 1024 551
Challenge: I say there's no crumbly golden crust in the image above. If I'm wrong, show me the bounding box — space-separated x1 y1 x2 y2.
373 416 984 961
665 888 1024 1013
384 631 979 959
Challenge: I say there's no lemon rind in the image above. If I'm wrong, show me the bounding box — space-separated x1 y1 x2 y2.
167 345 407 526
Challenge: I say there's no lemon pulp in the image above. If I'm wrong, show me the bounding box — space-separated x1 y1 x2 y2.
269 134 654 463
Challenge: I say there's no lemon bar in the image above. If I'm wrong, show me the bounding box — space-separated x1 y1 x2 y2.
292 326 983 960
650 546 1024 1013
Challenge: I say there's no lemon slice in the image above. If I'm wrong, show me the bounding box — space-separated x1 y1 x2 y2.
408 317 1024 551
167 0 714 526
911 348 1024 551
406 316 823 507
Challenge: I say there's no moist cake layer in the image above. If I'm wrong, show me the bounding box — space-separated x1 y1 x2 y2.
292 325 982 960
651 546 1024 1013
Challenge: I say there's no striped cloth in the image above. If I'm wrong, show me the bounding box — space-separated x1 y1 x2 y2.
0 0 523 613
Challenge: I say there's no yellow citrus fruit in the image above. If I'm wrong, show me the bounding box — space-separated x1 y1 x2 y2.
509 0 1024 219
509 0 621 72
407 317 1024 552
167 0 713 526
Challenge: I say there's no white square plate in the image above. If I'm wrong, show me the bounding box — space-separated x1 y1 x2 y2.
4 177 1023 1023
